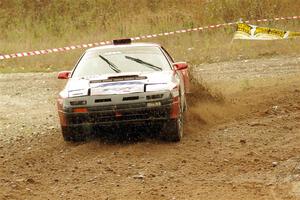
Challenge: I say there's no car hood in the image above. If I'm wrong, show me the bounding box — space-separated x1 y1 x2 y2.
65 71 178 97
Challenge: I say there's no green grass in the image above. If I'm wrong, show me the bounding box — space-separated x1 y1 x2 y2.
0 0 299 73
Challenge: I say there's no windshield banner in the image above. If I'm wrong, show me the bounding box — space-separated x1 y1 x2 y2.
233 23 300 40
90 81 145 95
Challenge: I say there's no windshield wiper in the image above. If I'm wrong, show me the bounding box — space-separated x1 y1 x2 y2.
99 55 121 73
125 56 162 71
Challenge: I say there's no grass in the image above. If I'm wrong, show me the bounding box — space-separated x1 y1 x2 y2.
0 0 299 73
241 79 252 91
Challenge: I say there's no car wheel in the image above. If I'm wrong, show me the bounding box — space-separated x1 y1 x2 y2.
161 107 184 142
61 126 91 142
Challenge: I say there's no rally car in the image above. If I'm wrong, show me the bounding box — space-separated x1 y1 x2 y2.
57 39 190 142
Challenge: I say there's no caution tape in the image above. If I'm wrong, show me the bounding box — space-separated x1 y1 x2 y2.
0 15 299 60
233 22 300 40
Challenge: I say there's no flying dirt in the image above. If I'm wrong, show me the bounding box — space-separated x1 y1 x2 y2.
0 55 300 200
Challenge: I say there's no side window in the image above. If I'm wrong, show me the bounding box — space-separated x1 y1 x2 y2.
161 46 174 63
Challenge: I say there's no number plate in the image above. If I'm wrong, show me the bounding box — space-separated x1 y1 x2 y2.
147 102 161 107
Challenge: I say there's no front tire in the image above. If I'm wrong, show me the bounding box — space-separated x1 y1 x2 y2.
161 110 184 142
61 126 91 142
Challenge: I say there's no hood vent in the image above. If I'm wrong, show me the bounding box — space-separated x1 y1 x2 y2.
70 100 87 106
90 75 147 84
95 98 111 103
123 96 139 101
146 94 163 100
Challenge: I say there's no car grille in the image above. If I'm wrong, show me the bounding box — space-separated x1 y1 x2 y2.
66 102 171 125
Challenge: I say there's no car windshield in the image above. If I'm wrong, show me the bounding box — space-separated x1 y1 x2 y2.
72 46 171 78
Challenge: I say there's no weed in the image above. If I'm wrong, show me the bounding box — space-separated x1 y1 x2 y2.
0 0 299 72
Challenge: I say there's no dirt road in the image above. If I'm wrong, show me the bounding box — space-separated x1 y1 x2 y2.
1 56 300 200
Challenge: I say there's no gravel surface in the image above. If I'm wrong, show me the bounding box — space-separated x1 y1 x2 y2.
0 55 300 200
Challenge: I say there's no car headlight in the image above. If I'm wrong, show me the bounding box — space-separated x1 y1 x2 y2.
146 83 168 92
68 89 89 97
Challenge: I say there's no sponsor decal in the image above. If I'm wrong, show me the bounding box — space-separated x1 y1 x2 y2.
91 81 144 95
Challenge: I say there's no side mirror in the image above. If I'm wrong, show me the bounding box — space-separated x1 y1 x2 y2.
58 71 71 79
173 62 188 71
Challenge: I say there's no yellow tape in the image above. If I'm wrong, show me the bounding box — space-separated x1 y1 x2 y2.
237 23 252 34
234 23 300 40
255 27 286 38
289 31 300 38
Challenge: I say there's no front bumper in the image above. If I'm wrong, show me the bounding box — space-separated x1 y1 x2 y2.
58 99 173 127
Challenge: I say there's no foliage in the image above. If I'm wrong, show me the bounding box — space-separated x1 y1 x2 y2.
0 0 299 72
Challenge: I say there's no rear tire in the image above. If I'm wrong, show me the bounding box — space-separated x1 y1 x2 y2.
61 126 91 142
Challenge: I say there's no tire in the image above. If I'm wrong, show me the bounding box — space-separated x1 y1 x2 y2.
61 126 91 142
161 109 184 142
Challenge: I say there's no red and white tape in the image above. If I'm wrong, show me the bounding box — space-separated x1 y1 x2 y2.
0 15 299 60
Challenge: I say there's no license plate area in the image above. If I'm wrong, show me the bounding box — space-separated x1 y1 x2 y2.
147 101 161 108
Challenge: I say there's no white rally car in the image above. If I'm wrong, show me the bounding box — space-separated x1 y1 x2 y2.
57 39 190 142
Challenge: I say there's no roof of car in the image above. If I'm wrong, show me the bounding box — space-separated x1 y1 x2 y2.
86 42 161 52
